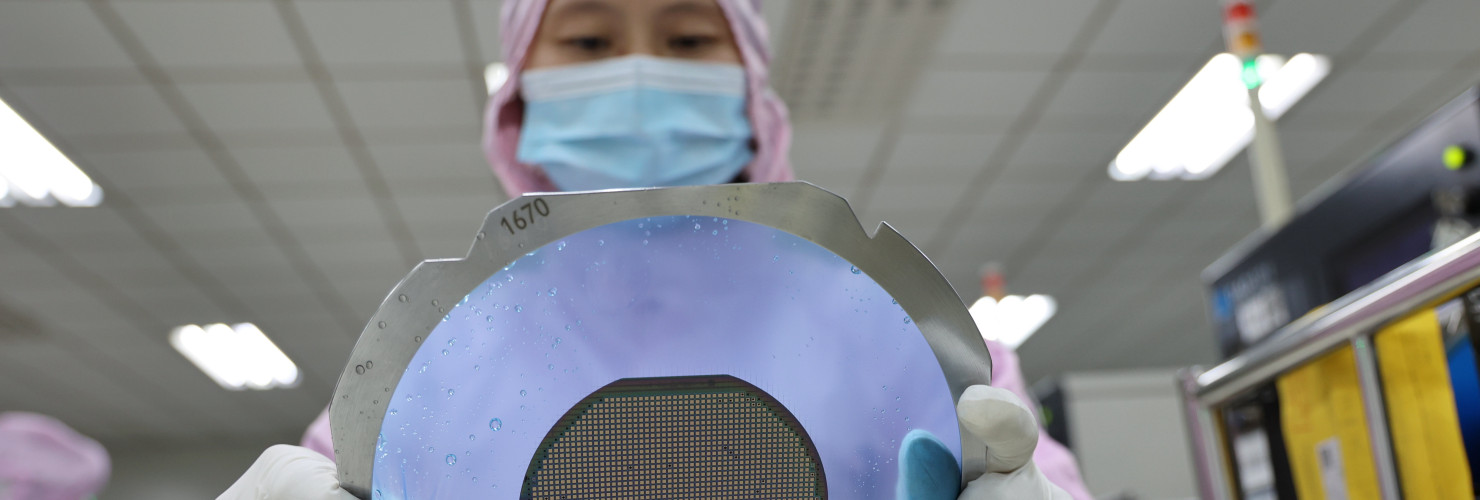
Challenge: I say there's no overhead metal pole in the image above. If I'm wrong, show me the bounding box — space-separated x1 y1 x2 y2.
1224 0 1294 229
1247 87 1294 228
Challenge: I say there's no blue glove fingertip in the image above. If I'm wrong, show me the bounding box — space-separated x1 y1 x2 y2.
897 429 961 500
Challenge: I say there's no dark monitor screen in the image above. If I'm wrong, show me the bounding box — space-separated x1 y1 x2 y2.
1328 202 1437 298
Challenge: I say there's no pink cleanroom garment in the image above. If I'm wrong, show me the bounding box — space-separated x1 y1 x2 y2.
0 412 110 500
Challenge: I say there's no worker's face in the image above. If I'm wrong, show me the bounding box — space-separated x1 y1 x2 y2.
526 0 742 70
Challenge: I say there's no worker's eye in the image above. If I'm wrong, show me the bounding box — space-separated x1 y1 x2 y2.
668 35 718 52
562 36 612 53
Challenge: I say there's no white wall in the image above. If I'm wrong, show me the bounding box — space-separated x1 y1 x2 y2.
1062 369 1198 500
99 438 281 500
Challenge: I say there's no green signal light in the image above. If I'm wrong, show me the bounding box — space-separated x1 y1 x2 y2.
1241 58 1263 89
1444 145 1472 170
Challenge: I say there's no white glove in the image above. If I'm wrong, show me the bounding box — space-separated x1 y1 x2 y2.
957 385 1072 500
218 444 359 500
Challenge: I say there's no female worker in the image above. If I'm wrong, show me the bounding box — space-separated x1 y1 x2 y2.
222 1 1091 498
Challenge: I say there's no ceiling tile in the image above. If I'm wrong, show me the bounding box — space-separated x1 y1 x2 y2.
790 122 890 188
938 179 1084 268
328 273 406 319
84 258 197 295
80 148 229 191
113 1 302 67
1006 131 1130 184
259 307 352 335
139 198 262 234
469 0 503 62
1368 1 1480 56
161 219 277 255
976 179 1079 217
1132 213 1234 262
402 216 484 247
359 124 479 147
1010 130 1134 173
1036 215 1140 254
941 207 1057 270
0 343 165 437
1075 181 1186 224
935 0 1099 57
883 132 1005 177
254 179 370 205
368 142 499 183
1260 0 1401 57
295 1 463 67
107 344 290 435
51 310 161 346
0 2 133 70
1290 66 1446 122
1087 0 1220 56
294 220 402 257
1042 69 1186 118
269 326 354 380
994 161 1095 185
0 245 68 285
904 69 1051 119
231 145 364 185
275 199 398 246
305 240 404 279
865 182 975 215
7 203 133 238
70 247 183 282
337 79 482 130
234 278 318 314
6 84 185 136
4 290 143 338
177 79 338 133
198 257 310 300
130 286 234 324
861 207 948 244
1008 246 1101 297
416 237 480 261
116 182 245 212
392 192 498 242
209 128 345 150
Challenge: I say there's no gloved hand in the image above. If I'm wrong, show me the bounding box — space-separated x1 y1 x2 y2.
218 444 359 500
898 385 1072 499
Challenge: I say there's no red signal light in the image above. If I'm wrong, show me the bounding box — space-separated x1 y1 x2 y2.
1226 2 1253 20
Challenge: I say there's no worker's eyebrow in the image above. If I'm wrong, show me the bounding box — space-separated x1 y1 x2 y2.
656 0 725 18
546 0 620 21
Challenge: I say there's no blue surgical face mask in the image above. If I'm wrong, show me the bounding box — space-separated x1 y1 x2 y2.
516 55 754 191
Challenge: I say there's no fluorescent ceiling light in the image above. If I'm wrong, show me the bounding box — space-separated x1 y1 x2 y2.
0 96 102 207
170 323 300 391
485 62 509 94
969 294 1057 349
1110 53 1331 182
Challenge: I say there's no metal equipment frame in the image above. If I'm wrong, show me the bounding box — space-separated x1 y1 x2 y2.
1180 230 1480 499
